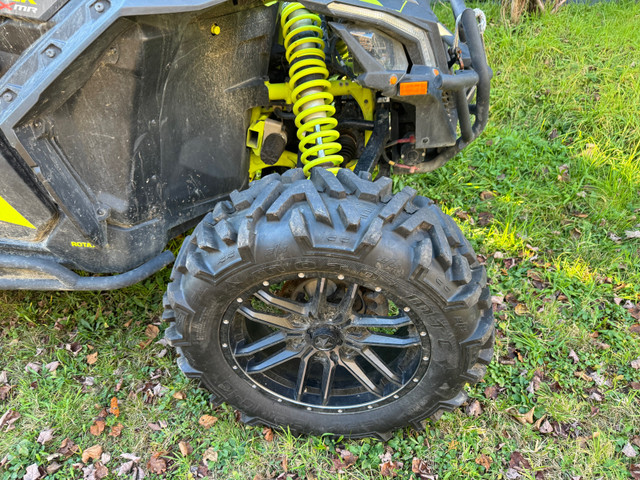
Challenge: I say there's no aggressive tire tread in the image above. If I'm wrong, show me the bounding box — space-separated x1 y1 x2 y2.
164 168 494 439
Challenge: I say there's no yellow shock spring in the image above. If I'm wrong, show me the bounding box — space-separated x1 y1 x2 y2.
281 2 343 176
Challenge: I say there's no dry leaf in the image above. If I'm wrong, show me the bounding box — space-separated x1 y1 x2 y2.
145 324 160 339
86 353 98 365
509 451 532 470
57 438 79 458
44 361 60 373
198 415 218 428
94 462 109 479
90 420 105 436
178 441 193 456
484 385 500 400
480 190 495 200
623 443 638 458
631 358 640 370
108 397 119 417
82 444 103 464
263 427 274 442
625 231 640 239
24 463 42 480
539 419 553 434
147 452 167 474
466 399 483 417
569 350 580 364
108 423 123 437
202 447 218 464
25 362 41 374
37 429 55 445
511 407 535 425
475 453 492 470
514 303 528 315
172 391 186 400
0 409 20 431
148 422 162 431
0 385 13 401
380 460 403 477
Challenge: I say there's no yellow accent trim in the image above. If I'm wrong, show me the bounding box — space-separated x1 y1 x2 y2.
0 196 35 229
71 242 96 249
397 0 408 13
358 0 383 5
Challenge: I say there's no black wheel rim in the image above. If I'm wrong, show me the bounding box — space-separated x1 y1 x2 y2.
220 273 431 412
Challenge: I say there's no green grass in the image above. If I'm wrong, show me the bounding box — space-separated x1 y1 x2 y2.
2 2 640 479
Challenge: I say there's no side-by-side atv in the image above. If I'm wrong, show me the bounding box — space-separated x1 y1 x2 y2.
0 0 493 437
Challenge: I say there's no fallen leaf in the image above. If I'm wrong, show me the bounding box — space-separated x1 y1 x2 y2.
0 408 20 431
178 441 193 456
263 427 274 442
569 350 580 364
480 191 495 201
623 443 638 458
539 419 553 434
411 458 433 478
57 438 79 458
631 358 640 370
46 462 62 475
44 361 60 373
484 385 500 400
108 423 123 437
86 353 98 365
108 397 119 417
625 231 640 239
25 362 41 374
145 325 160 340
380 460 403 477
338 448 357 468
94 462 109 479
90 420 105 436
120 453 141 462
515 304 528 315
37 429 55 445
202 448 218 464
478 211 494 226
475 453 492 470
82 445 103 464
630 325 640 334
511 407 535 425
147 453 166 474
148 422 162 431
466 399 483 417
630 463 640 480
24 463 42 480
509 451 532 470
172 391 186 400
0 385 13 401
198 415 218 428
0 371 7 383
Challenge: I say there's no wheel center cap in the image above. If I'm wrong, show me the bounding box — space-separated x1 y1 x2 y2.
310 326 341 351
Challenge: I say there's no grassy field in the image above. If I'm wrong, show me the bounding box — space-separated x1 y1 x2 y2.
2 1 640 479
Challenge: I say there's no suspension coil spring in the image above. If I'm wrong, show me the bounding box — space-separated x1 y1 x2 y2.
281 2 343 175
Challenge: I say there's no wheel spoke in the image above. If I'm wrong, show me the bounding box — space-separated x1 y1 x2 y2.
254 289 309 315
247 348 301 373
350 313 412 329
320 356 337 406
238 305 295 330
354 332 421 348
309 277 328 315
339 356 382 396
360 347 401 384
294 348 314 401
235 331 287 357
338 282 359 315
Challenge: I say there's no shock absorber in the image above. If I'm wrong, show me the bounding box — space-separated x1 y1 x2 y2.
281 2 343 176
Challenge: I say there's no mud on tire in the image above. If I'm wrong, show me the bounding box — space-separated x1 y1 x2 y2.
163 168 494 439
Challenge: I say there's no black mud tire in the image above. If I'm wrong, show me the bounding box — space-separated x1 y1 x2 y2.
163 168 494 439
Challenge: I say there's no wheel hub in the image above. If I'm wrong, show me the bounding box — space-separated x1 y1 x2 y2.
309 326 341 351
